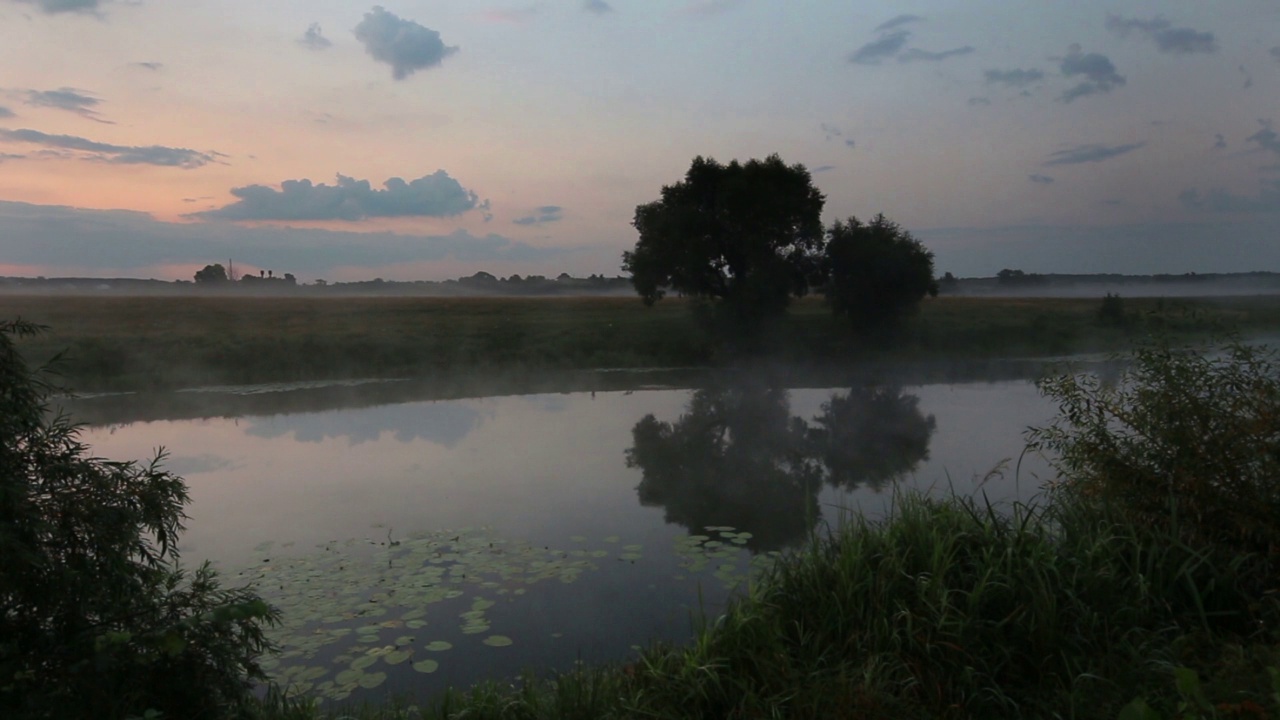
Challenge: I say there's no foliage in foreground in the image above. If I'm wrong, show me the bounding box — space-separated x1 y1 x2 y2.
0 320 278 720
1030 338 1280 584
262 337 1280 719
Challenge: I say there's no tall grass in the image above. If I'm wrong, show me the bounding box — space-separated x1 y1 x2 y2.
1 294 1276 391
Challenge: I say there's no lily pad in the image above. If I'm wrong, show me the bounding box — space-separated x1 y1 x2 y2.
358 671 387 689
412 659 439 674
384 648 412 665
424 641 453 652
482 635 513 647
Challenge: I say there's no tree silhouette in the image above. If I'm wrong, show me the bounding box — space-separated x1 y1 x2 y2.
193 263 228 283
623 155 826 337
823 214 937 333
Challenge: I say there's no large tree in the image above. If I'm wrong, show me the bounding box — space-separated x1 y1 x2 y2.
194 263 229 283
823 214 938 333
622 155 826 331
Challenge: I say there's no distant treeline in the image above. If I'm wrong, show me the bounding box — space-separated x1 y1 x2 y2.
4 270 1280 297
0 271 635 297
940 270 1280 298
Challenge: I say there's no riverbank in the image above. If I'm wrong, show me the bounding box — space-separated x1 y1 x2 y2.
4 294 1279 392
246 337 1280 720
255 488 1279 719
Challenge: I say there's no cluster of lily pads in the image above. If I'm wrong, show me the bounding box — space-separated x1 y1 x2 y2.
236 525 778 703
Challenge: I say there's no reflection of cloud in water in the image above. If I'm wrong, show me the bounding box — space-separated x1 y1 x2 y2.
246 401 487 447
523 394 569 413
162 453 237 476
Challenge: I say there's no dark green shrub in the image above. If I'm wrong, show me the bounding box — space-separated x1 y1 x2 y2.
1097 293 1127 325
1029 338 1280 583
0 320 278 720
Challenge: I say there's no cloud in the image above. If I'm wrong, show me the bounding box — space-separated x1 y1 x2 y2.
583 0 612 13
0 128 217 168
983 68 1044 87
811 165 836 173
1105 14 1217 55
354 6 458 80
1246 120 1280 157
967 97 991 106
819 124 856 148
1214 133 1227 150
131 62 163 71
1240 65 1253 89
1104 15 1167 37
21 88 111 123
11 0 105 14
1153 27 1218 55
874 14 923 33
0 106 13 118
1029 174 1054 184
0 200 571 277
1179 180 1280 214
899 46 974 63
1272 47 1280 64
1058 44 1125 102
848 29 910 65
0 153 25 162
1043 142 1145 166
192 172 483 222
513 205 563 225
300 23 332 51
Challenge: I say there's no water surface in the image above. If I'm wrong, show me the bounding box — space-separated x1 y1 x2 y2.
73 376 1059 703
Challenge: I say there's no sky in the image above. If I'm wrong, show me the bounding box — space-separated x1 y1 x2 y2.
0 0 1277 283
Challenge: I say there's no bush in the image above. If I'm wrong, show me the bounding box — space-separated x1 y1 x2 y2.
1097 293 1127 325
0 320 278 720
1029 338 1280 584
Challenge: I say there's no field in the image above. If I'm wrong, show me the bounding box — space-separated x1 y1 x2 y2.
2 293 1280 391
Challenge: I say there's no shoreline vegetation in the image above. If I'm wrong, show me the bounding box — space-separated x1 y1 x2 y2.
3 294 1280 393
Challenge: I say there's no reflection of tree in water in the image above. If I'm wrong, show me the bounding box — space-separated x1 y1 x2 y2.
627 381 935 552
808 386 937 492
628 383 822 552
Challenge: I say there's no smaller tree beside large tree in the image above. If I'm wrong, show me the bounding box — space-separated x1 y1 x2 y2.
822 214 938 333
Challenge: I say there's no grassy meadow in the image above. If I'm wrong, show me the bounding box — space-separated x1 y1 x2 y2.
3 292 1279 391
